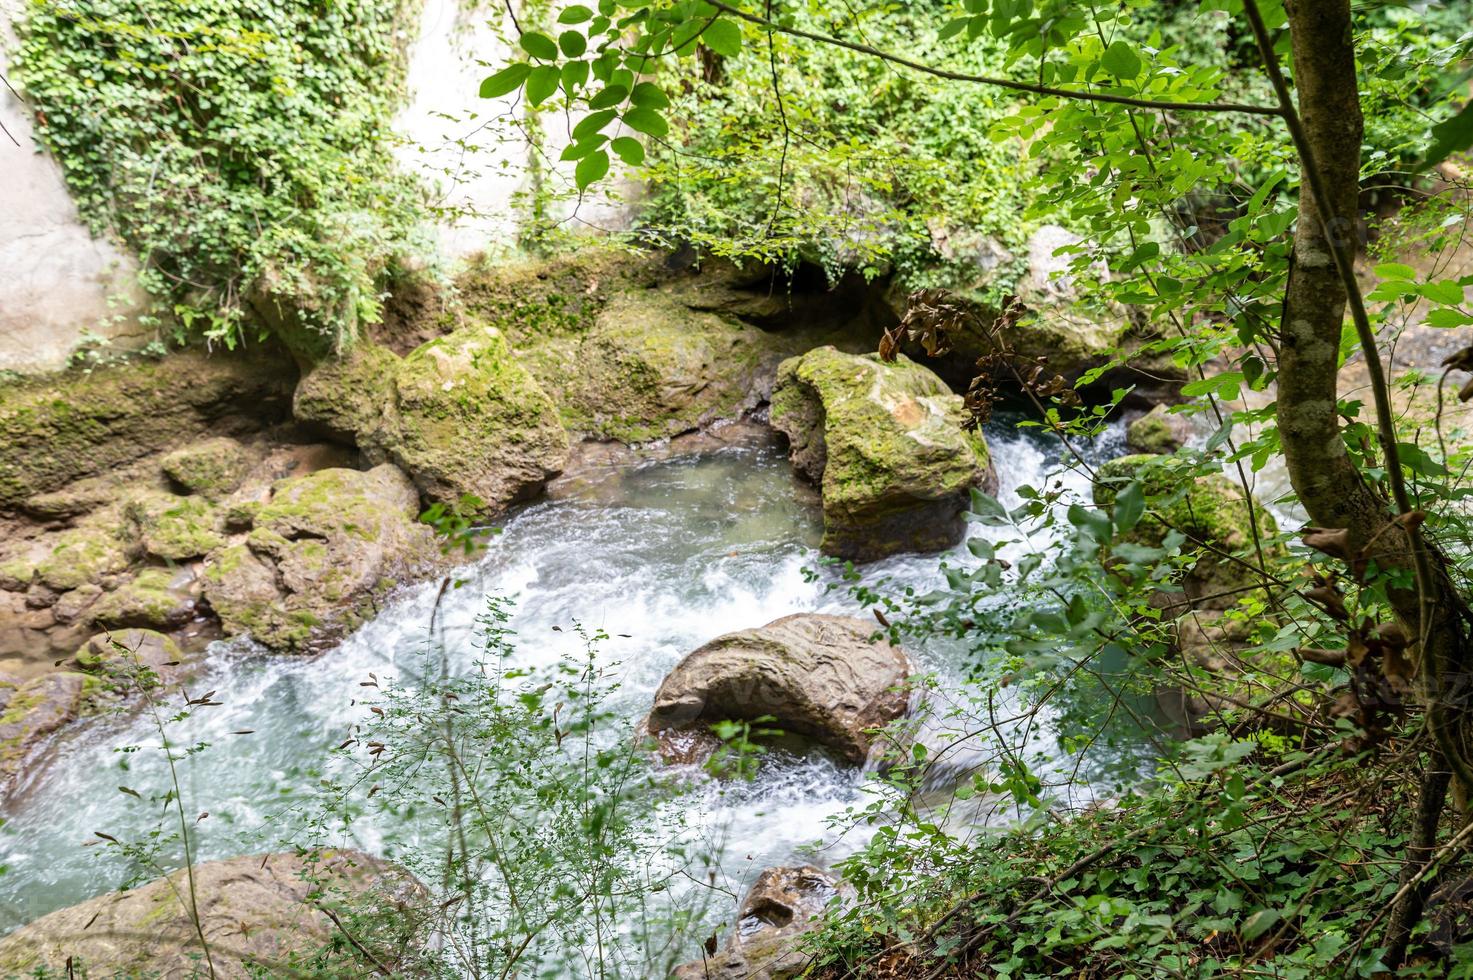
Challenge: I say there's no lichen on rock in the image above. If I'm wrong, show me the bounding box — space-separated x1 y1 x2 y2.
770 346 996 561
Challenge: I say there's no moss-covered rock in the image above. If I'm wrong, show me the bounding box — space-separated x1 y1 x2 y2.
122 491 225 561
160 437 250 497
202 464 436 652
552 292 774 443
87 568 197 630
1093 454 1278 610
388 322 569 514
771 347 996 561
292 342 401 447
32 525 129 592
0 850 425 977
1126 406 1194 455
0 670 87 788
73 627 183 674
0 346 295 508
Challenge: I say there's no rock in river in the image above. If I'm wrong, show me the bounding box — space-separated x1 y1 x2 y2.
675 865 848 980
645 613 911 766
770 346 995 561
0 850 423 978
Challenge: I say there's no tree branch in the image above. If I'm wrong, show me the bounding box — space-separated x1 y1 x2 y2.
708 1 1283 117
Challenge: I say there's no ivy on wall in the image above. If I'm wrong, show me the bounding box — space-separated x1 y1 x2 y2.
15 0 430 359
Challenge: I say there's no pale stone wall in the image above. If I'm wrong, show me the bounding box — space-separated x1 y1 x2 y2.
0 0 149 374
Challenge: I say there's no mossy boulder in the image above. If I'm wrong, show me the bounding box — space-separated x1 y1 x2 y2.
292 342 400 447
0 850 424 977
1126 405 1194 455
160 437 250 497
122 491 225 561
0 346 295 508
0 670 88 789
549 292 776 443
87 568 197 630
202 464 436 652
770 347 996 561
290 326 568 516
387 323 569 514
1093 454 1278 610
32 525 129 592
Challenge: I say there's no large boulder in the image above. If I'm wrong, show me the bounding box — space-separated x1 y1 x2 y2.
1126 405 1194 455
0 346 295 508
160 437 251 498
550 291 778 443
388 322 569 514
203 464 437 652
645 614 911 766
87 567 199 631
293 324 569 516
770 347 995 561
675 865 847 980
1093 454 1278 610
0 850 423 978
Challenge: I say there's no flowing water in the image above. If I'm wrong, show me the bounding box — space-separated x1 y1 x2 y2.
0 417 1151 947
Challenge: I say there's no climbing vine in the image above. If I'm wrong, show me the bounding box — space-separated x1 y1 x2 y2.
14 0 430 359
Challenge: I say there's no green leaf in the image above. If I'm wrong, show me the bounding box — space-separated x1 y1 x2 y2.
559 30 587 57
561 60 590 96
1425 100 1473 169
939 17 969 40
526 65 560 106
703 18 742 58
558 4 593 23
571 108 616 140
1374 262 1417 282
519 31 559 61
1100 40 1141 79
630 81 669 109
1426 307 1473 328
575 148 610 190
610 136 645 165
560 135 606 161
587 84 629 110
1241 908 1282 942
1113 482 1145 533
622 106 668 138
479 63 531 99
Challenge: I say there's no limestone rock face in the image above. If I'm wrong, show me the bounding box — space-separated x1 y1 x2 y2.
1093 454 1278 610
770 347 995 561
1126 405 1194 455
0 850 423 978
0 346 295 507
203 464 436 652
646 614 910 766
292 325 569 516
674 865 847 980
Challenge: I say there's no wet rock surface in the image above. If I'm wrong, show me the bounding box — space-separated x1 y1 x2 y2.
646 613 911 766
675 865 849 980
0 850 424 978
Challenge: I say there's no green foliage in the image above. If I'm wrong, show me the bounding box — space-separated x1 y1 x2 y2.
14 0 430 357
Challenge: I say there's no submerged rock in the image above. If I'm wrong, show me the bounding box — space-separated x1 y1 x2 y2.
770 347 995 561
645 613 910 766
1126 405 1194 455
1093 454 1278 610
203 464 436 652
675 865 848 980
0 850 423 978
0 346 294 508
